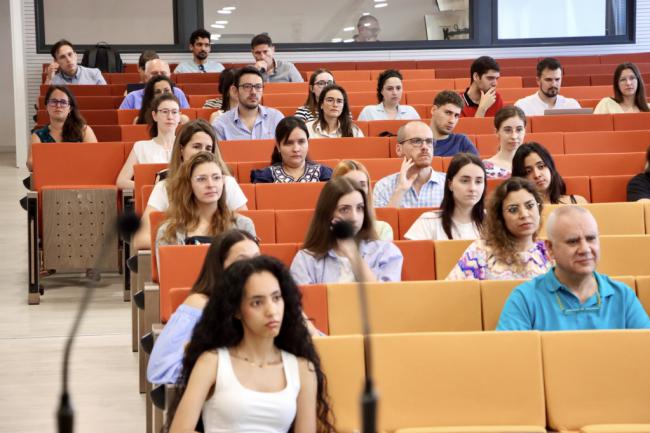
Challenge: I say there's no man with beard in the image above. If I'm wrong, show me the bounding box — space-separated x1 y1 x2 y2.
497 206 650 330
515 57 581 116
212 66 284 141
174 29 225 73
373 121 446 208
429 90 478 156
251 33 303 83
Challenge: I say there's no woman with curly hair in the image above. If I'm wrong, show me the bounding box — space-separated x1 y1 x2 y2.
167 255 336 433
155 151 255 253
446 177 552 280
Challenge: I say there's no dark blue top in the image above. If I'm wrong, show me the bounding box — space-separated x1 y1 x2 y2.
434 133 478 157
33 126 57 143
251 162 332 183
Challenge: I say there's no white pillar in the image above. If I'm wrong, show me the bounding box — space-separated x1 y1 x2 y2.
7 0 29 167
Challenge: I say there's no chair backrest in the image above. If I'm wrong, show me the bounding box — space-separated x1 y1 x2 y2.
563 176 592 202
275 209 313 243
637 276 650 318
120 125 150 142
169 287 191 315
590 175 633 203
373 331 546 432
542 330 650 431
299 284 329 334
259 243 300 267
149 211 168 283
540 202 646 236
219 139 275 162
433 239 473 279
373 207 398 239
554 152 645 176
308 137 391 160
480 279 526 331
598 235 650 275
394 240 436 281
564 130 650 154
158 244 210 322
612 112 650 130
313 335 364 433
397 207 437 239
133 163 167 214
255 182 325 210
531 114 614 133
327 280 482 335
474 132 563 156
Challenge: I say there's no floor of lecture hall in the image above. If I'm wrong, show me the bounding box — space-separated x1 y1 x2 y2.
0 152 144 432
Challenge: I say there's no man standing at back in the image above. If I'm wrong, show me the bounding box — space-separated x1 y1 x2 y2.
515 57 581 116
174 29 225 74
251 33 303 83
45 39 106 85
119 59 189 109
460 56 503 118
212 66 284 141
430 90 478 156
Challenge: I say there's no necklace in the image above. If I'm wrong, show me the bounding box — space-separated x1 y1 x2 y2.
231 350 282 368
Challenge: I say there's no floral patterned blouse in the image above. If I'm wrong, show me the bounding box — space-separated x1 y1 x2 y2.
482 160 511 179
446 239 552 281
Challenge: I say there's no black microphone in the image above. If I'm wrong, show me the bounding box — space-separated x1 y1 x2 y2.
57 212 140 433
331 220 377 433
259 67 266 74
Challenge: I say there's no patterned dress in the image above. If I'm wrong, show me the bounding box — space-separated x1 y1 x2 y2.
482 160 511 179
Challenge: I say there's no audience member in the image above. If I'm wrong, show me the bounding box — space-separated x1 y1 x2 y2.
358 69 420 120
203 68 238 124
429 90 478 156
512 142 588 204
116 94 182 189
119 59 190 109
373 121 446 208
127 49 159 93
594 62 650 114
147 229 260 384
251 117 332 183
405 153 485 240
166 256 335 433
212 66 284 140
250 33 303 83
133 119 248 250
45 39 106 85
306 84 364 138
290 177 403 284
482 105 527 179
332 159 394 240
295 69 335 122
174 29 225 73
497 206 650 330
627 145 650 201
353 14 381 42
515 57 581 116
460 56 503 118
29 85 97 170
155 152 255 253
134 75 189 125
447 177 552 280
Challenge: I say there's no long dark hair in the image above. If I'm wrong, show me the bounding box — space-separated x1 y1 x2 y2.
612 62 650 112
512 142 566 204
168 256 335 432
440 153 486 239
302 177 377 257
304 68 333 117
316 84 355 137
136 75 175 124
148 93 180 138
189 229 259 297
218 68 238 112
376 69 403 103
44 85 87 141
270 116 312 165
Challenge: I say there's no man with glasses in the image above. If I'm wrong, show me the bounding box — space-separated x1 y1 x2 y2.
119 59 190 109
45 39 106 85
212 66 284 141
174 29 225 74
251 33 303 83
373 121 446 208
497 206 650 330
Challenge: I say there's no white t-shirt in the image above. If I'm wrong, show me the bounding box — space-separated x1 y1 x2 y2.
404 211 480 241
146 176 247 212
133 139 173 164
514 92 581 116
357 103 421 121
305 120 364 138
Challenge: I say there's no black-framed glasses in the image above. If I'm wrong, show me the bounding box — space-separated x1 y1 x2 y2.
238 83 264 92
47 99 70 107
314 80 334 87
555 289 602 315
399 137 434 148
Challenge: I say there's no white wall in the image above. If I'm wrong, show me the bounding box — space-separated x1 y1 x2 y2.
0 0 15 153
15 0 650 163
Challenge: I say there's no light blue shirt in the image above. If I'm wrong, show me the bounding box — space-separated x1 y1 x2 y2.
50 65 106 85
290 240 404 285
373 169 446 208
173 60 225 73
497 268 650 331
212 105 284 141
147 304 202 384
357 103 421 121
119 87 190 110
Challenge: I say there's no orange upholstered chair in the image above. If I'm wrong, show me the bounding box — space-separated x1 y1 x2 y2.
394 240 436 281
259 243 300 267
275 209 313 244
120 125 150 142
590 175 634 203
531 114 614 133
564 130 650 154
255 182 325 210
434 239 473 279
219 139 275 162
309 137 391 160
238 209 276 243
475 132 564 155
374 207 398 238
397 207 437 239
554 152 645 176
299 284 329 334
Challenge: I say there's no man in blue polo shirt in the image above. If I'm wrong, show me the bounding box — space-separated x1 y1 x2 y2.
429 90 478 157
497 206 650 331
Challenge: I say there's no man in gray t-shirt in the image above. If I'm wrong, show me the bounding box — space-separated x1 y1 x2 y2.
250 33 303 83
45 39 106 85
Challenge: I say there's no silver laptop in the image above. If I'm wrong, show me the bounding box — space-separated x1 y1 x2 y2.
544 108 594 115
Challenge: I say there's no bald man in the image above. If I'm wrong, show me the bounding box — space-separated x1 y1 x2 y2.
497 206 650 330
119 59 189 109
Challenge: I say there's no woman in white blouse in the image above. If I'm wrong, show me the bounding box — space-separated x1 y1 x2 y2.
306 84 364 138
358 69 420 121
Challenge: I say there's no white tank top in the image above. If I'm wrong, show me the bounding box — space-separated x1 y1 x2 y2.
201 347 301 433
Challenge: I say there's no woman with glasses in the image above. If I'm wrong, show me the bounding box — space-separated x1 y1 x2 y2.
482 106 527 179
134 75 189 125
358 69 420 121
594 62 650 114
29 85 97 170
294 69 335 122
306 84 364 138
116 93 182 189
446 177 551 280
